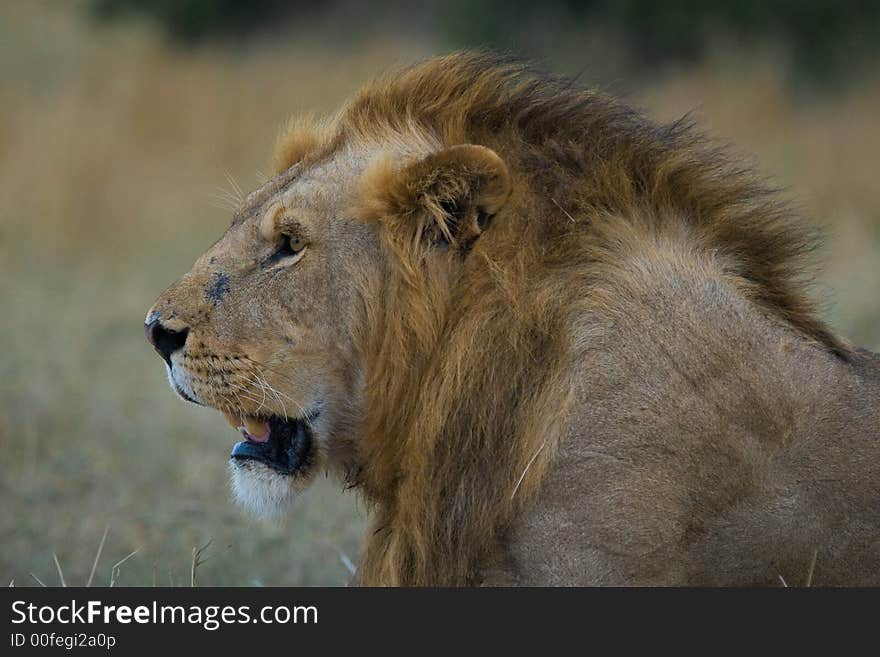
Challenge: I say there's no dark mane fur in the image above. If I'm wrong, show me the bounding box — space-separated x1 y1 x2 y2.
340 51 847 358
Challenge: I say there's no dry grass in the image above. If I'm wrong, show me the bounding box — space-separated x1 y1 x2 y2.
1 3 877 586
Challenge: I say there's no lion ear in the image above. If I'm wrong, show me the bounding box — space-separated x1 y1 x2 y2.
360 144 511 251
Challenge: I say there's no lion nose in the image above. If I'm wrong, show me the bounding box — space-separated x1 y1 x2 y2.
145 318 189 366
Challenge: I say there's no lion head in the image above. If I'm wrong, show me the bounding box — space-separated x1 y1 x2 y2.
147 53 854 584
144 57 515 519
145 154 372 515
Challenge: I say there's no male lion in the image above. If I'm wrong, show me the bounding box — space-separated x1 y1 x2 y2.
146 53 880 586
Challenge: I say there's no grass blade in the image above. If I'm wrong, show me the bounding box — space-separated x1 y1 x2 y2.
53 553 67 587
86 525 109 587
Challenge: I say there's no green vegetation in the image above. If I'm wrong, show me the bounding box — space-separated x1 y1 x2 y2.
92 0 880 80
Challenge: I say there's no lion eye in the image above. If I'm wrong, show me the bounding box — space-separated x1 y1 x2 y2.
272 235 306 260
282 234 306 255
267 234 307 265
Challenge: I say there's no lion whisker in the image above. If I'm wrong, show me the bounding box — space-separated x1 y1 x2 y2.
240 356 300 387
245 372 270 415
243 365 316 428
223 171 245 204
238 369 290 420
244 369 289 420
208 187 243 212
226 381 267 414
247 367 311 423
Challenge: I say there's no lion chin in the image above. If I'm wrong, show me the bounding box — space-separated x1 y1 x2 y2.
226 414 320 518
229 461 300 518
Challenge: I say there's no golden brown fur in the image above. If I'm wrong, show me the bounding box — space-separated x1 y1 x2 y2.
148 53 879 585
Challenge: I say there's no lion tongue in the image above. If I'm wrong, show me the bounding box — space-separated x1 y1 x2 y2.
242 417 270 443
224 412 270 443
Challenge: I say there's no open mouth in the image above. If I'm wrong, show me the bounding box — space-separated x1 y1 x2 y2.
226 413 316 475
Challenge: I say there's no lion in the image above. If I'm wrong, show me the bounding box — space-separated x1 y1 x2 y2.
145 52 880 586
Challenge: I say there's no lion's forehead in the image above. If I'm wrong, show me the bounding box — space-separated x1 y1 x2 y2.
233 147 375 232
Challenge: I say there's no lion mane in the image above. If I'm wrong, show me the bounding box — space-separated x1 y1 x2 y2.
271 53 867 585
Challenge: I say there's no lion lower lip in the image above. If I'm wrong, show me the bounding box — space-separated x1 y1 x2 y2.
230 414 316 475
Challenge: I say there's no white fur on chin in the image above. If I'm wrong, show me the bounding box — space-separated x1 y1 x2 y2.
229 461 298 518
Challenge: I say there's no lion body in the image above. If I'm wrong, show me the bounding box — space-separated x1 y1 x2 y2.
354 205 880 586
150 53 880 585
507 250 880 585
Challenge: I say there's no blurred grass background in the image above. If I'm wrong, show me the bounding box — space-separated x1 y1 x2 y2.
1 1 878 586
